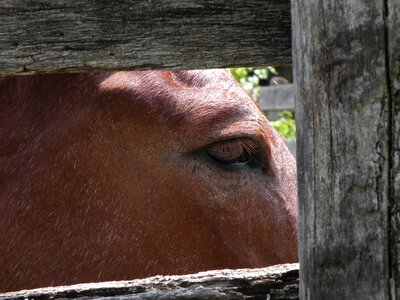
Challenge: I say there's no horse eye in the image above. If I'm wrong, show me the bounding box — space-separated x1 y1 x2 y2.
206 138 266 169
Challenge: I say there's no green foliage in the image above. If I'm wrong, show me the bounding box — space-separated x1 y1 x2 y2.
270 111 296 140
230 67 296 140
229 67 277 99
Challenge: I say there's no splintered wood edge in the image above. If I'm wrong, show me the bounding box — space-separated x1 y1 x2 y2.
0 263 299 299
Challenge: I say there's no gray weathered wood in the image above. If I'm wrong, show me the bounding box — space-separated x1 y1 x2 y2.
292 0 397 299
284 139 296 159
258 84 294 111
0 1 291 75
257 84 296 157
0 264 299 300
388 0 400 297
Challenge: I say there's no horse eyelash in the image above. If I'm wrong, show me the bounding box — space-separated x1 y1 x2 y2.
212 139 258 155
207 138 267 170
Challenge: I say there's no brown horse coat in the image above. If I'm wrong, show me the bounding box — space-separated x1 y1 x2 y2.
0 70 297 292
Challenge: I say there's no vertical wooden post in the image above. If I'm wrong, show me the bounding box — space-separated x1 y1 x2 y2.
388 1 400 298
292 0 399 298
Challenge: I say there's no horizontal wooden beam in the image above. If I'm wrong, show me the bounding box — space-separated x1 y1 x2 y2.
0 1 291 75
258 84 295 111
284 140 296 158
0 264 299 300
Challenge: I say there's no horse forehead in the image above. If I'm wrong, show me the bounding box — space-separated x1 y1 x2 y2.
98 69 233 89
97 70 258 119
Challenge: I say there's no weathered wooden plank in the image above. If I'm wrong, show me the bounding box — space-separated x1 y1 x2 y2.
258 85 294 111
388 0 400 297
0 264 299 300
292 0 393 299
0 1 291 75
284 139 296 158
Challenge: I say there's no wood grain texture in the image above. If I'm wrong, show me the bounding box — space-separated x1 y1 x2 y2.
259 84 294 111
0 264 299 300
388 0 400 297
0 0 291 75
291 0 396 298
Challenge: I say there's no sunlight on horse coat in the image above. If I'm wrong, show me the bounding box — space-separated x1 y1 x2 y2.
0 70 297 292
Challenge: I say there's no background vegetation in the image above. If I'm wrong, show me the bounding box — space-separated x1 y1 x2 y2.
229 67 296 140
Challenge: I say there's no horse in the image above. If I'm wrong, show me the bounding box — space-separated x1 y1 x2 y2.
0 70 297 292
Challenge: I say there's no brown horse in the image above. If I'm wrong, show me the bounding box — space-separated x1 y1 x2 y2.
0 70 297 293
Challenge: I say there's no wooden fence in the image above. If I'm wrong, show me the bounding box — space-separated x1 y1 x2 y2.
0 1 399 299
0 1 291 74
259 85 295 113
258 84 296 157
0 264 299 300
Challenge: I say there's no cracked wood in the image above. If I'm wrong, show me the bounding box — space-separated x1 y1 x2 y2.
0 264 299 300
292 0 399 299
0 0 291 75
